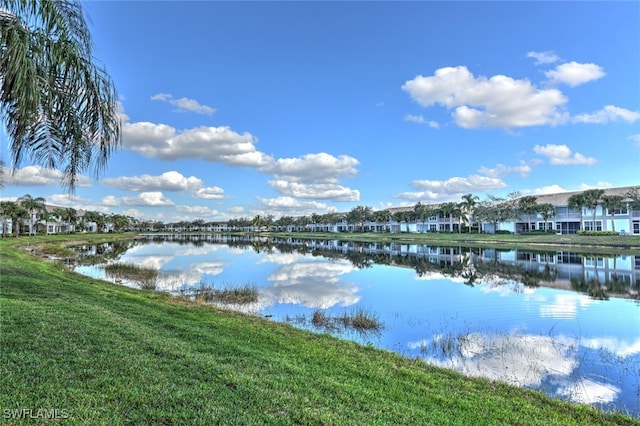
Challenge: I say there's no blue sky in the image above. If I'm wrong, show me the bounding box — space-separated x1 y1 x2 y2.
2 1 639 222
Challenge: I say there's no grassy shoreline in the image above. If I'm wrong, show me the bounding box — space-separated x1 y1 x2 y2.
1 235 639 424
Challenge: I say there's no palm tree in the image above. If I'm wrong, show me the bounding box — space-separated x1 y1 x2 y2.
582 189 605 232
1 200 27 237
439 202 458 232
18 193 45 235
567 193 586 231
460 193 479 233
0 0 121 191
601 194 624 233
517 195 538 232
372 210 391 232
536 203 556 232
413 202 428 233
0 200 16 236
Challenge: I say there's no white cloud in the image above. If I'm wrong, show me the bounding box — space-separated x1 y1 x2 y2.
262 153 359 184
123 121 273 167
532 185 569 195
404 114 425 124
629 134 640 143
257 196 335 211
533 144 597 165
402 66 568 129
268 180 359 202
102 171 226 200
394 175 507 202
151 93 216 115
47 193 93 207
573 105 640 124
192 186 225 200
527 50 561 65
102 191 175 207
175 205 220 217
477 161 533 179
544 62 605 87
428 121 440 129
411 175 507 193
7 165 90 187
102 171 202 192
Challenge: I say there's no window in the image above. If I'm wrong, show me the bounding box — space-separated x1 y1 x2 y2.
556 207 568 215
633 221 640 235
607 208 628 215
584 221 602 231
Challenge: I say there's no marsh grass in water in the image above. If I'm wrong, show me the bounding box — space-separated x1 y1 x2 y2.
184 282 259 305
104 263 159 290
300 308 384 336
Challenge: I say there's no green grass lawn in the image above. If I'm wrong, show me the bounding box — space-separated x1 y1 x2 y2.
1 235 639 425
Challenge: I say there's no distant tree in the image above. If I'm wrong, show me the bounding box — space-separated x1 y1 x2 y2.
346 205 373 232
582 189 605 231
567 193 587 231
475 194 519 233
517 195 538 231
18 194 45 235
1 200 27 237
536 203 556 232
460 193 479 233
624 187 640 210
413 202 429 233
373 209 391 232
601 194 624 233
439 201 460 232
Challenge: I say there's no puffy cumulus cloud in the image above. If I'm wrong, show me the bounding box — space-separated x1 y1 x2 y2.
262 153 359 184
573 105 640 124
102 171 202 192
404 114 425 124
175 205 221 217
544 62 605 87
151 93 216 115
257 196 337 213
411 175 507 193
192 186 225 200
394 175 507 202
428 120 440 129
531 184 569 195
402 66 568 129
122 121 274 167
7 165 90 187
268 180 359 202
477 161 534 179
47 193 93 207
527 50 561 65
102 191 175 207
102 171 226 200
533 144 596 165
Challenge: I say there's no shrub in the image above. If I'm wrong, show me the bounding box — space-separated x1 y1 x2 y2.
577 230 619 236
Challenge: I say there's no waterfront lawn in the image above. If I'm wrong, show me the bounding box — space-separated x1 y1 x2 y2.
1 237 638 425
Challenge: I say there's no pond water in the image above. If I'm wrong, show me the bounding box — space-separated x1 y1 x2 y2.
73 234 640 417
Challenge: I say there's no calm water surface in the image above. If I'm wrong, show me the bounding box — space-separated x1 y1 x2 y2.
74 235 640 417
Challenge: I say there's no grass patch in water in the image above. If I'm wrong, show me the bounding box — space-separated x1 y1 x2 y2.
185 282 259 305
104 262 159 290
